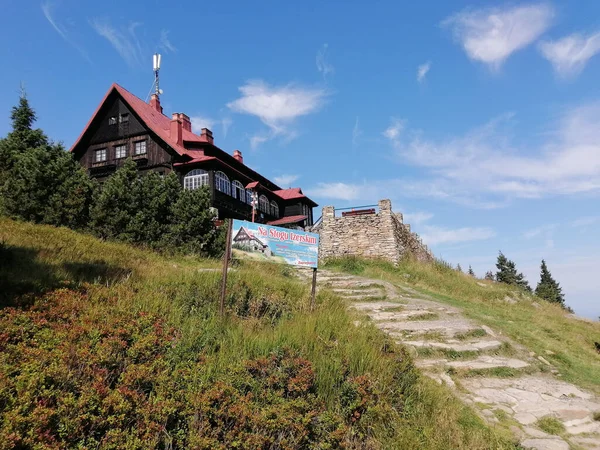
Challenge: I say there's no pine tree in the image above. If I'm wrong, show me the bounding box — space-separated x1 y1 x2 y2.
495 251 531 291
468 266 475 277
484 271 494 281
457 263 463 273
535 260 565 306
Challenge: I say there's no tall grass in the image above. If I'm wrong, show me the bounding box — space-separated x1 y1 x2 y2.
0 219 516 448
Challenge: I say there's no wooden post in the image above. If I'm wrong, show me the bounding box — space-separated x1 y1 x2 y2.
310 268 317 312
219 220 233 317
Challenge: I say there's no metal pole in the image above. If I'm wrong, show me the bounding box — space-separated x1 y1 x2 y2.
310 268 317 312
219 220 233 317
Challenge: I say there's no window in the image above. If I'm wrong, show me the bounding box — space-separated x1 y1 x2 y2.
246 189 253 205
270 201 279 218
232 180 245 201
184 169 208 190
115 144 127 159
108 116 117 125
95 148 107 162
259 195 269 213
215 171 231 195
134 140 147 155
119 113 129 123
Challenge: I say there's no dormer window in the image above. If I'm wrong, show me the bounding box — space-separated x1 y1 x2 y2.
108 116 117 125
95 148 107 162
134 140 146 155
115 144 127 159
119 113 129 124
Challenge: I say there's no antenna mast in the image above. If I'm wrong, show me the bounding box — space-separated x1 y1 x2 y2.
152 53 162 98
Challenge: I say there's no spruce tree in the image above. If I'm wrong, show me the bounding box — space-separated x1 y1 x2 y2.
495 251 531 291
457 263 463 273
484 271 494 281
468 266 475 277
535 260 565 306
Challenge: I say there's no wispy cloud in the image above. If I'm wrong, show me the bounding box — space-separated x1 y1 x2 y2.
41 1 90 62
570 216 599 228
191 116 234 139
421 225 496 246
442 3 554 69
90 18 144 67
383 118 404 141
522 224 557 248
273 174 299 186
159 29 176 53
382 101 600 201
316 43 334 78
307 182 371 202
417 61 431 82
539 31 600 77
227 80 328 148
402 211 434 225
352 116 361 147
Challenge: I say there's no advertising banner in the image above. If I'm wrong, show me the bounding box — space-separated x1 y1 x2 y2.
230 219 319 268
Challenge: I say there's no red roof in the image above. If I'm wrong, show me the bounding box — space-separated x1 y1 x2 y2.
267 215 307 226
173 156 216 166
273 187 306 200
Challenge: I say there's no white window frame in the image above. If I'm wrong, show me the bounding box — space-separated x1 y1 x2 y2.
119 113 129 123
184 169 209 190
115 144 127 159
215 171 231 195
259 195 269 213
270 201 279 218
108 116 117 125
134 140 147 155
95 148 107 162
246 189 253 204
232 180 245 201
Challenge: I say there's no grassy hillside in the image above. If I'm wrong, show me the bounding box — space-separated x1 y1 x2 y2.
324 257 600 394
0 218 516 449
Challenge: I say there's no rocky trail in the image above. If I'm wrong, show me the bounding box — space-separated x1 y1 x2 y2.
299 269 600 450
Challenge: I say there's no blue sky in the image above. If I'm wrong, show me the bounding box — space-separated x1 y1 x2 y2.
1 1 599 318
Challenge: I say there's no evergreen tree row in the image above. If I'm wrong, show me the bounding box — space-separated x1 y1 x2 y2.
0 91 223 257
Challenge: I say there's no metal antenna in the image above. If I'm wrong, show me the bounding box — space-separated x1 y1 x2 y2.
152 53 162 98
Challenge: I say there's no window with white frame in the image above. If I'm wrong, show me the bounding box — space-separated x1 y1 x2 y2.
232 180 245 201
270 201 279 218
134 140 146 155
259 195 269 213
183 169 209 190
215 171 231 195
115 144 127 159
119 113 129 123
246 189 253 205
95 148 107 162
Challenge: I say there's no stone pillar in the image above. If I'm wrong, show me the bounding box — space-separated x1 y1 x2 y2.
378 199 392 215
322 205 335 222
395 212 403 223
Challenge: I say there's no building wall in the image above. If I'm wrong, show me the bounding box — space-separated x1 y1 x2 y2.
317 199 433 264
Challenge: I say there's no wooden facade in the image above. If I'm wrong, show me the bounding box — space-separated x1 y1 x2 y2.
71 84 317 227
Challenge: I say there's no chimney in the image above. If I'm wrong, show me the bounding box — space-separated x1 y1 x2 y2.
149 94 163 113
170 114 183 146
175 113 192 132
201 128 214 144
233 149 243 164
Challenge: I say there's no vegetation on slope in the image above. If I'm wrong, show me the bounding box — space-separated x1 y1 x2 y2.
0 219 516 449
324 256 600 394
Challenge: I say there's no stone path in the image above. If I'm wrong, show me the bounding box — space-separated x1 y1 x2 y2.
300 269 600 450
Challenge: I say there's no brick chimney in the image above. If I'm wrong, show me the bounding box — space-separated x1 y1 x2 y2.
149 94 163 113
201 128 214 144
170 114 183 146
172 113 191 132
233 149 243 164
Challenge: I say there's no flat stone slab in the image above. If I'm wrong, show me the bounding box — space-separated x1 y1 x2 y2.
406 339 503 352
378 318 480 336
332 288 383 296
417 355 529 370
521 438 569 450
350 301 403 311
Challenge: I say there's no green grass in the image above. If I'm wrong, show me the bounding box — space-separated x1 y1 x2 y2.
324 256 600 394
407 312 440 321
536 416 566 435
0 219 517 449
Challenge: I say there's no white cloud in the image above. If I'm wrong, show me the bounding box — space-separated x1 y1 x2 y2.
382 102 600 201
221 117 233 138
306 182 369 202
417 61 431 82
352 116 361 147
91 19 144 67
41 1 90 61
227 80 328 147
539 31 600 77
249 134 269 150
383 118 404 141
523 224 557 239
159 29 176 53
570 216 599 228
402 211 434 225
420 225 496 246
273 174 299 186
190 116 215 134
316 43 334 78
442 3 554 68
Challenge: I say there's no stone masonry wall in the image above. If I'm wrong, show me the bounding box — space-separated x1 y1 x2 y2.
317 199 433 264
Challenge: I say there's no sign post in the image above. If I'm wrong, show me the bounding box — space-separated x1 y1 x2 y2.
219 220 233 317
310 268 317 311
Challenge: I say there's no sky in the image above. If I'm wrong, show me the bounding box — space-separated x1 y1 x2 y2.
1 1 599 318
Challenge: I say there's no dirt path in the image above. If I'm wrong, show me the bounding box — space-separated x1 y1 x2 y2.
302 269 600 450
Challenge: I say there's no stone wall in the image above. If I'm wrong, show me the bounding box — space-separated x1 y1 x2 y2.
317 199 433 264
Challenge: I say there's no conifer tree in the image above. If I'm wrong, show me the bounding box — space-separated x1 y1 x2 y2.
457 263 463 273
484 271 494 281
495 251 531 291
535 260 565 306
468 266 475 277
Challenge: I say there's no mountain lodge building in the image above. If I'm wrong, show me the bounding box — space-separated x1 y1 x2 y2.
70 84 317 227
